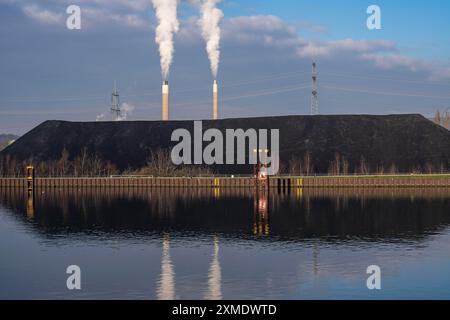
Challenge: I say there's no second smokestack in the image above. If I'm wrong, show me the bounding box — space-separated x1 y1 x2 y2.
213 80 218 120
162 80 169 121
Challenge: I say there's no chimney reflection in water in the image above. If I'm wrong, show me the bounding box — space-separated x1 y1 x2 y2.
205 235 222 300
156 233 175 300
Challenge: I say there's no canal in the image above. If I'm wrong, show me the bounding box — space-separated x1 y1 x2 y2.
1 187 450 299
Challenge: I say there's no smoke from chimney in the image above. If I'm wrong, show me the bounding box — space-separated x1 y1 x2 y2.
199 0 223 79
152 0 179 80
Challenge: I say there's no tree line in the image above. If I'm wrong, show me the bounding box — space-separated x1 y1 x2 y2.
0 148 118 178
281 152 448 176
434 110 450 130
0 149 448 177
0 148 213 178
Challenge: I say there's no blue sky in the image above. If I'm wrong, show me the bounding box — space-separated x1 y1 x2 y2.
1 0 450 134
220 0 450 59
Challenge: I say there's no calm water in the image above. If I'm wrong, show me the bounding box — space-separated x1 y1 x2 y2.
1 187 450 300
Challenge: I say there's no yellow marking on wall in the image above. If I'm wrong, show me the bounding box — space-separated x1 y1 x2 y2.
26 166 34 192
26 191 34 219
265 224 270 236
296 188 303 199
213 188 221 199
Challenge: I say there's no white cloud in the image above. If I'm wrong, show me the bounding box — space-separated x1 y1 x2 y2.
86 0 150 11
225 15 297 34
15 0 150 29
222 15 301 47
296 21 328 34
216 16 450 80
361 53 450 81
361 53 427 71
115 14 148 28
9 0 450 81
22 5 63 25
429 66 450 81
297 39 396 58
220 16 396 58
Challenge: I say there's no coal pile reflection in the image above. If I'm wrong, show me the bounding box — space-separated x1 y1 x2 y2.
1 187 450 242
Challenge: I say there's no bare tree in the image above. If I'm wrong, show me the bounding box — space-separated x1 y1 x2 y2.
58 148 70 177
376 165 385 175
444 111 450 129
389 163 398 175
304 151 312 176
342 158 349 176
334 152 341 176
439 162 446 174
134 149 213 177
288 157 303 175
359 156 368 175
434 110 442 125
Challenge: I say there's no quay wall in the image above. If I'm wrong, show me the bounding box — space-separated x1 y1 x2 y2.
1 175 449 189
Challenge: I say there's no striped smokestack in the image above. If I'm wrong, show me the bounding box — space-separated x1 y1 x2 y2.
162 80 169 121
213 80 218 120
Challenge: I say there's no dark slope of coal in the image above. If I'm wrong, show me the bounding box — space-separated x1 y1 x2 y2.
1 114 449 173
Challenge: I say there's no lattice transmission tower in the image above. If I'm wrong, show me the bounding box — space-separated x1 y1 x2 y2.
111 81 121 121
310 62 319 115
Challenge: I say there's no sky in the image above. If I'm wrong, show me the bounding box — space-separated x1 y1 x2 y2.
1 0 450 135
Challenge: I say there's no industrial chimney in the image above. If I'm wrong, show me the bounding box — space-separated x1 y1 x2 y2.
213 80 218 120
162 80 169 121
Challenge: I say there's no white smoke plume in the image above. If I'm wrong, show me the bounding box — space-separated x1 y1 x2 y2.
117 103 135 121
96 113 105 121
198 0 223 79
152 0 179 80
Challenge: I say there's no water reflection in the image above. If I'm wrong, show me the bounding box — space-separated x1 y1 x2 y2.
156 233 175 300
1 187 450 299
253 192 269 237
26 190 34 220
1 187 450 241
205 235 222 300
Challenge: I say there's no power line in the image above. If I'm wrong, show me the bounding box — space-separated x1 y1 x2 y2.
220 70 309 88
170 83 311 108
0 71 310 104
4 70 448 106
221 84 310 103
0 83 311 115
321 83 450 100
320 71 450 86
